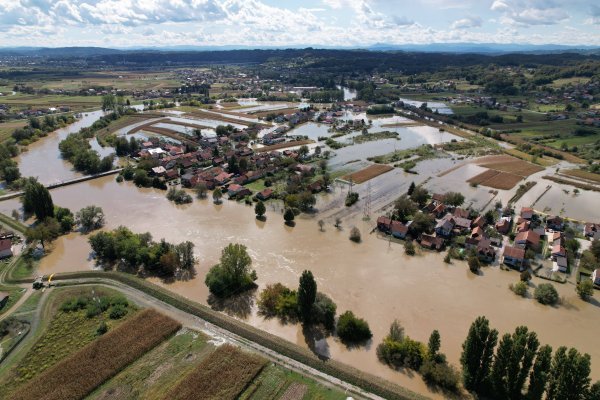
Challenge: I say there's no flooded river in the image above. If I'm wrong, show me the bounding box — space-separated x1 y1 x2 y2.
6 108 600 399
16 110 107 185
2 175 600 398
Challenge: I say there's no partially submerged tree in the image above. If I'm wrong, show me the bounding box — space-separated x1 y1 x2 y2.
76 205 105 232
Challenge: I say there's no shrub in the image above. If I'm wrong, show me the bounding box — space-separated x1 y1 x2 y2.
420 359 461 392
510 281 528 297
337 311 372 343
376 336 426 370
345 192 359 207
109 304 128 319
96 321 108 336
468 256 480 273
520 270 532 282
312 292 337 331
349 226 361 243
404 240 415 256
534 283 559 305
576 279 594 300
166 188 193 205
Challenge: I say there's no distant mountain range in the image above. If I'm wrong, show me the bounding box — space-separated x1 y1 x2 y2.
0 43 599 57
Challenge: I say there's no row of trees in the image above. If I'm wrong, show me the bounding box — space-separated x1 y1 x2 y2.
12 114 75 144
89 226 195 278
461 316 599 399
59 133 114 174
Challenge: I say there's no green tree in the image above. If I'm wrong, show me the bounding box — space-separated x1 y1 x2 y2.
409 213 434 238
75 205 105 232
460 316 499 392
284 208 295 225
443 192 465 207
22 179 54 220
588 381 600 400
546 347 592 400
404 240 416 255
176 241 195 271
428 330 441 359
410 186 429 207
576 279 594 300
407 181 416 195
298 270 317 323
213 187 223 204
534 283 559 305
394 195 417 222
205 243 256 297
490 326 540 400
337 310 372 343
101 94 117 112
468 256 481 274
255 200 266 219
25 218 61 248
526 345 552 400
194 182 208 199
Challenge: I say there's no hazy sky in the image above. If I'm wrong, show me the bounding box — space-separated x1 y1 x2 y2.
0 0 598 47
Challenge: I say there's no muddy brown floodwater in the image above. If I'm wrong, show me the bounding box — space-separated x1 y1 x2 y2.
2 175 600 399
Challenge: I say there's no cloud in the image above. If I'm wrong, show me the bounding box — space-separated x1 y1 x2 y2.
490 0 569 26
451 16 482 29
585 4 600 25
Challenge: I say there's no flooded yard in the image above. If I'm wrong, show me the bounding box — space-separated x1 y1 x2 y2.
2 175 600 398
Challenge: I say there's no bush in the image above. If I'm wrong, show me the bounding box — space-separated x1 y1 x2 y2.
166 188 193 205
312 292 337 331
576 279 594 300
404 241 415 256
420 359 461 392
534 283 559 305
345 192 359 207
376 336 426 370
109 304 128 319
337 311 372 343
468 256 480 273
520 270 532 282
96 321 108 336
349 226 361 243
510 281 528 297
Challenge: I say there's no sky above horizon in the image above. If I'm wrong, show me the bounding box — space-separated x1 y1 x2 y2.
0 0 598 48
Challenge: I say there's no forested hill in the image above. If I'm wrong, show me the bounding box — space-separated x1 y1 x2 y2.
1 47 599 75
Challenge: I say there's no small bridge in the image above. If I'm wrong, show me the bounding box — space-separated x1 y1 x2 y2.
0 168 123 202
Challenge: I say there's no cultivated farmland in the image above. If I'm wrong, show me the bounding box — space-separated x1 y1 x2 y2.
10 309 181 400
167 344 267 400
343 164 394 184
466 155 543 189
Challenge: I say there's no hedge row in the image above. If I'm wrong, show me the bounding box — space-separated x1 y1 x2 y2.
47 271 428 400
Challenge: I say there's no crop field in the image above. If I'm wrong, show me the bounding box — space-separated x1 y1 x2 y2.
167 344 267 400
342 164 394 184
95 114 161 138
10 309 181 400
477 155 544 177
185 108 268 127
0 291 137 396
251 107 300 119
479 172 523 190
0 119 27 142
89 328 214 400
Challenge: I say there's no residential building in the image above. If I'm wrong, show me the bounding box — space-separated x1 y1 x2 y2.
503 246 526 269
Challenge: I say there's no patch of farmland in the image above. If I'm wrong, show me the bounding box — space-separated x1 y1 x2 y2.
479 172 523 190
167 344 267 400
342 164 394 184
467 169 500 185
10 309 181 400
278 382 308 400
478 155 543 177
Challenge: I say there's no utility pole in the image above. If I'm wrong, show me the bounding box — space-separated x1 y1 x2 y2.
363 181 372 221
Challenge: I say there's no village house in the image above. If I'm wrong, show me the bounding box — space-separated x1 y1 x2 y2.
377 216 393 233
476 239 496 263
546 215 564 231
502 246 526 270
520 207 534 220
420 234 444 251
495 217 511 235
453 208 470 219
256 188 274 201
227 184 252 200
552 256 568 273
435 215 454 237
391 221 409 239
515 230 541 250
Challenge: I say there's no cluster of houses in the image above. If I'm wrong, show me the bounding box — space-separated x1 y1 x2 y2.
135 126 325 202
375 191 598 276
377 193 499 262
